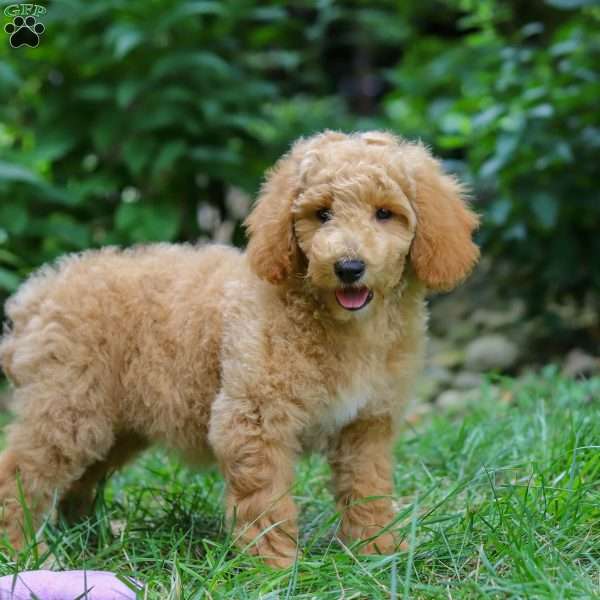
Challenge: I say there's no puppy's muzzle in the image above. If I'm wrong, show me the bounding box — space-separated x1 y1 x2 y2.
334 259 365 284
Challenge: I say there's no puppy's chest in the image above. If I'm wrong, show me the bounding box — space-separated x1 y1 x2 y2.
321 380 376 432
300 374 387 453
299 327 418 450
304 356 393 440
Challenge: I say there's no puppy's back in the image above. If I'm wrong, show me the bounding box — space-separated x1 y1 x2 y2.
0 243 240 389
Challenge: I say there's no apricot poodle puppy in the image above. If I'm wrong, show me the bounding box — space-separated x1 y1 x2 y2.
0 131 479 567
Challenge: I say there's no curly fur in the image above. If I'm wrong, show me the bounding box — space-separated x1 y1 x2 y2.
0 131 478 566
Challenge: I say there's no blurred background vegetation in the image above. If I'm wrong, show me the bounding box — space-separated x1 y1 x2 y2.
0 0 598 356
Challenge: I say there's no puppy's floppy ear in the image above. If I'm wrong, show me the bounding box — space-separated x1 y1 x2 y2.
244 151 300 284
404 143 480 291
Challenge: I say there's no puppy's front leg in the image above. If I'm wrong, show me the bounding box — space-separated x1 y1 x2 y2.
329 416 400 554
209 392 299 568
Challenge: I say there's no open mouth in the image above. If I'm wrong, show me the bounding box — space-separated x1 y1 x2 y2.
334 286 373 311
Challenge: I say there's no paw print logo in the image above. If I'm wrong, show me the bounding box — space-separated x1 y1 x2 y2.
4 15 45 48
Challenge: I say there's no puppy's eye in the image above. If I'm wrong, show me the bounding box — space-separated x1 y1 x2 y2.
375 208 393 221
316 208 332 223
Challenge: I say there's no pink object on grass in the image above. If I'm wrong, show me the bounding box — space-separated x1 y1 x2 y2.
0 570 141 599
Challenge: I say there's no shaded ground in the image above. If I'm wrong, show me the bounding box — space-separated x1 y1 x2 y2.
416 260 600 414
0 371 598 598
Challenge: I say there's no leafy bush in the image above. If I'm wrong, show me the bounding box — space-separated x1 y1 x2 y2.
384 0 600 304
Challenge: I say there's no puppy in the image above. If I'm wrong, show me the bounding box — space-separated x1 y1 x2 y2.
0 131 478 567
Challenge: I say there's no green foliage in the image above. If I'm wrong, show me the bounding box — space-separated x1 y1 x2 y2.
0 0 598 312
384 0 600 303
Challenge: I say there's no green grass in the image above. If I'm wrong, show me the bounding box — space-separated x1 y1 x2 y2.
1 368 599 598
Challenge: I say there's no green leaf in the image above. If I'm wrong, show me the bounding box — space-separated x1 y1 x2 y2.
531 193 559 229
0 248 23 267
487 199 512 226
0 162 41 185
105 24 143 59
39 214 92 249
0 266 20 292
189 146 240 166
66 175 119 204
116 80 144 109
152 141 188 178
529 104 554 119
31 134 76 163
0 63 21 88
544 0 599 8
115 202 180 242
159 0 224 29
76 84 113 102
151 52 233 80
0 203 28 235
122 137 157 176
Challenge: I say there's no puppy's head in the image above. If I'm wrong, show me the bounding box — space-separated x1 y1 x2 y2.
245 131 479 318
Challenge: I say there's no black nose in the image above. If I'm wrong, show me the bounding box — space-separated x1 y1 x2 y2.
334 259 365 284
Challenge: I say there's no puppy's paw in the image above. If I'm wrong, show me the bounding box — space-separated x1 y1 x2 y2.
248 528 297 569
340 511 405 555
262 549 296 569
236 513 298 569
358 527 403 555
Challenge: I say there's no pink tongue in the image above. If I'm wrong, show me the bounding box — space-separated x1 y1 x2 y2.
335 287 370 309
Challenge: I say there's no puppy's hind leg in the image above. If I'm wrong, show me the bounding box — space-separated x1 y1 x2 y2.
0 389 116 550
58 433 147 524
